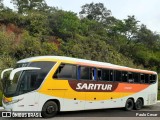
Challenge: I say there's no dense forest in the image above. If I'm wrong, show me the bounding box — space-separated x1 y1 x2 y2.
0 0 160 102
0 1 160 74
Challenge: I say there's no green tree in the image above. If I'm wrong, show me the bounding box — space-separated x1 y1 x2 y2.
0 1 160 75
0 55 16 70
123 15 139 41
0 8 20 25
0 0 3 8
11 0 47 13
79 18 106 36
110 15 139 41
107 16 140 56
14 31 42 59
23 11 50 36
62 34 136 67
136 24 160 48
49 10 80 40
0 31 15 56
79 2 111 24
41 42 59 55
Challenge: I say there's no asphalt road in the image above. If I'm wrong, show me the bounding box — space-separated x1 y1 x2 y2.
0 102 160 120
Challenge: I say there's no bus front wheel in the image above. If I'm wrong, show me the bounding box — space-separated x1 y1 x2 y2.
41 101 58 118
125 99 134 111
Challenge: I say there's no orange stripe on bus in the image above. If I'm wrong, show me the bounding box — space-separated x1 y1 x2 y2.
114 83 149 92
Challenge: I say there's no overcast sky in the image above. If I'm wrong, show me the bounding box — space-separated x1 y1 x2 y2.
3 0 160 33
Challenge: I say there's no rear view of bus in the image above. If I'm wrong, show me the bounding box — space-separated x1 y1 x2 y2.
0 56 158 118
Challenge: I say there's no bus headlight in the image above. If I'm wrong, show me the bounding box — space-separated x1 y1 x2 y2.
3 97 12 103
3 97 23 105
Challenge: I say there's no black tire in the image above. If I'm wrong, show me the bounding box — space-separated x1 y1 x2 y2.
134 98 143 110
41 101 58 118
125 99 134 111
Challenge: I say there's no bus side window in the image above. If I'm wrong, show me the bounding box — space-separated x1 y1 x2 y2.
72 65 77 79
53 64 77 79
53 64 64 78
89 68 95 80
110 70 114 81
115 70 122 82
133 73 139 83
122 71 127 82
97 69 102 80
150 74 157 84
140 74 145 83
101 69 110 81
80 66 90 80
128 72 134 83
145 74 149 83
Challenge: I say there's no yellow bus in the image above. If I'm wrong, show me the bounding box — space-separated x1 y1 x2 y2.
1 56 158 118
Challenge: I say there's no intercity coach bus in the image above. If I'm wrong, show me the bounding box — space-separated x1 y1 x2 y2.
0 56 158 118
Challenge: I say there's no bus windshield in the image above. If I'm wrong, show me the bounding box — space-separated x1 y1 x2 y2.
2 61 55 97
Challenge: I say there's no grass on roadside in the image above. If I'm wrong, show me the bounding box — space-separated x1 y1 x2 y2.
158 90 160 100
0 91 2 106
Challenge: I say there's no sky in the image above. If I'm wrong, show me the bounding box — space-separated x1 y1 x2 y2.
3 0 160 33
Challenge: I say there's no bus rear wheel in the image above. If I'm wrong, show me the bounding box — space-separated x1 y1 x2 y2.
125 99 134 111
134 98 143 110
41 101 58 118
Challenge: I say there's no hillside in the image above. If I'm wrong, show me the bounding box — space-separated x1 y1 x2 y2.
0 1 160 101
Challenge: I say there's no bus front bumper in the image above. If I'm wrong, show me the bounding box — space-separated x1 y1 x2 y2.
2 101 14 111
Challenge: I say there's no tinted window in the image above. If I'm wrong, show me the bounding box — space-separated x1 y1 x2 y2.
134 73 139 83
97 69 102 80
80 66 90 80
128 72 134 83
145 74 149 83
110 70 114 81
150 74 157 83
122 71 128 82
101 69 110 81
140 74 145 83
90 68 95 80
115 70 122 81
53 64 77 79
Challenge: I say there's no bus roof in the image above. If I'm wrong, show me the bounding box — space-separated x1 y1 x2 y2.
17 56 157 74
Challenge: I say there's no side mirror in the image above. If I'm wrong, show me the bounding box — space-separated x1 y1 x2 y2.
1 68 13 79
10 67 41 80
